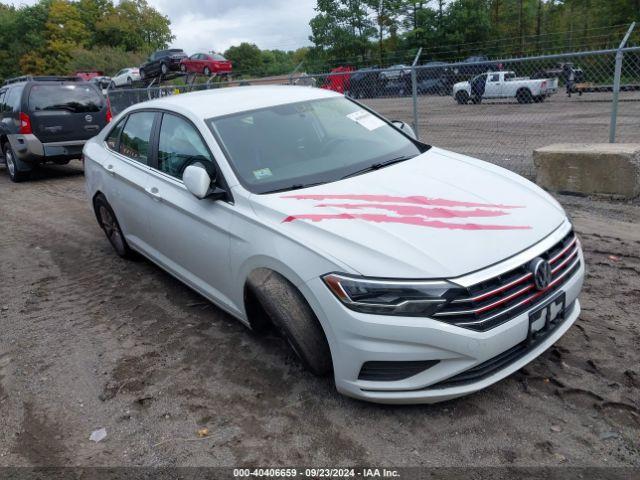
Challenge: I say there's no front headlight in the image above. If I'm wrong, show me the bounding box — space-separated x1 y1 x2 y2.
322 273 461 316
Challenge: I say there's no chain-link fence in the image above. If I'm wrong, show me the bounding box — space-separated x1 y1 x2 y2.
107 46 640 180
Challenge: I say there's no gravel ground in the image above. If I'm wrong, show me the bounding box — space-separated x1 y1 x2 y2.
362 91 640 178
0 163 639 468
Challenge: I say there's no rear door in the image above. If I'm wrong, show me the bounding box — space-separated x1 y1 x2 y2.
101 110 157 250
27 82 107 143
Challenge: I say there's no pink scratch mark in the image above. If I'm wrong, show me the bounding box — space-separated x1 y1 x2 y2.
282 213 531 230
315 203 510 218
283 194 524 209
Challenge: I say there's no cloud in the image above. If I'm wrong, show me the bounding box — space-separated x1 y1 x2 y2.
5 0 317 53
151 0 317 53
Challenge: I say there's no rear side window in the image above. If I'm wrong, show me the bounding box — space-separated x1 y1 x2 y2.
119 111 155 164
29 84 103 113
105 118 125 150
5 86 23 112
212 54 226 61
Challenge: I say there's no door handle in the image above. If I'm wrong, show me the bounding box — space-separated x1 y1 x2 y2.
146 186 162 202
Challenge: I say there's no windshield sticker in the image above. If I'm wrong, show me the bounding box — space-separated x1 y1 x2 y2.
253 168 273 180
346 110 386 131
281 194 530 231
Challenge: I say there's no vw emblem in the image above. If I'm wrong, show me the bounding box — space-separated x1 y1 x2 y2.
530 257 552 291
85 114 93 123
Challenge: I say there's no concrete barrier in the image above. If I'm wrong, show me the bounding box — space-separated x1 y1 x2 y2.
533 144 640 198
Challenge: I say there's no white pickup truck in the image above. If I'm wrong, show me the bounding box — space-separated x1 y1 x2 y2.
453 71 558 104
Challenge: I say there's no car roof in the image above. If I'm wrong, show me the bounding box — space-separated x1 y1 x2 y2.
137 85 342 119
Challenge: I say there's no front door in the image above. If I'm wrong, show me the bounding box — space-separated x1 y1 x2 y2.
484 73 502 98
143 112 238 313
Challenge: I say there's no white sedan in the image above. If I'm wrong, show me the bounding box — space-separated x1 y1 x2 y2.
110 67 140 88
83 86 584 404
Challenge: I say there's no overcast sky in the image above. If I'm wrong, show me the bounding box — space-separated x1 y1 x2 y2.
6 0 317 53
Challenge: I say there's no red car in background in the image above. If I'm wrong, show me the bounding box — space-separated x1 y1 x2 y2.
75 71 104 81
180 53 232 76
321 66 354 94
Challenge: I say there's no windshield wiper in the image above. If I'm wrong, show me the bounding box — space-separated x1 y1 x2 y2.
341 154 417 180
262 182 326 194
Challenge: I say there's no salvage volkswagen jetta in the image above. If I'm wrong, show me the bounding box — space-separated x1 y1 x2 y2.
84 86 584 404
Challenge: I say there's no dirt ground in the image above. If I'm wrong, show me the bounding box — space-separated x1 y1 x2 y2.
0 162 639 469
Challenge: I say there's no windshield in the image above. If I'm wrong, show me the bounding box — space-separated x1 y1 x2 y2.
208 97 425 194
29 84 103 113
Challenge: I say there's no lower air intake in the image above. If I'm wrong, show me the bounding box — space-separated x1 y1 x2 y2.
358 360 439 382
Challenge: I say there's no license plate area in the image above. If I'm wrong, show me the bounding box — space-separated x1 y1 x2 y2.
528 292 566 344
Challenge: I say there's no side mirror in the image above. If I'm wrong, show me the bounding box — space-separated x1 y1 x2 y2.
183 164 212 199
391 120 417 140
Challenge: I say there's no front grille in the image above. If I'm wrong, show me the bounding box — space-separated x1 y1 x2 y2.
358 360 439 381
434 230 581 332
428 301 575 389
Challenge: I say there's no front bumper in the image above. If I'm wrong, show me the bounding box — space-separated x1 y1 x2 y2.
307 239 585 404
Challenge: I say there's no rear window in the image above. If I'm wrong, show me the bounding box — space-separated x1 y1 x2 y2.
29 84 103 113
212 54 226 61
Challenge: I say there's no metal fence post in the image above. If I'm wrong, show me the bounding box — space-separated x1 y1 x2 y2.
609 22 635 143
411 47 422 140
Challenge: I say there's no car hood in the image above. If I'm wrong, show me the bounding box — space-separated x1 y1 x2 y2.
250 147 566 279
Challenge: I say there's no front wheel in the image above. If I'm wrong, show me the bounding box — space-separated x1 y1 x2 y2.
93 194 135 259
249 270 332 375
455 90 469 104
160 63 168 75
126 77 132 86
4 143 30 182
180 63 186 73
139 68 146 80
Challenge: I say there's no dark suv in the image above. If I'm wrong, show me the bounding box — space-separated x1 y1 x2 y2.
0 76 110 182
139 49 188 80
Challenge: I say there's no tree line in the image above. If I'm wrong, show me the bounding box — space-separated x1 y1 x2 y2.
0 0 637 82
0 0 173 81
305 0 640 71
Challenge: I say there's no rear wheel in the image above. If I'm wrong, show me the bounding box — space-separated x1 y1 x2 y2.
4 143 30 182
126 77 132 86
203 66 211 76
517 88 533 104
93 194 135 259
455 90 469 104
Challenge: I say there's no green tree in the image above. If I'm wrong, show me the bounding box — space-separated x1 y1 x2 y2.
224 43 263 77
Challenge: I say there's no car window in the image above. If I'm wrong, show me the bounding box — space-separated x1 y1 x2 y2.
0 90 6 112
208 97 423 194
489 74 500 82
157 114 212 178
105 117 126 151
212 54 226 61
29 84 102 113
5 86 23 112
119 111 155 164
